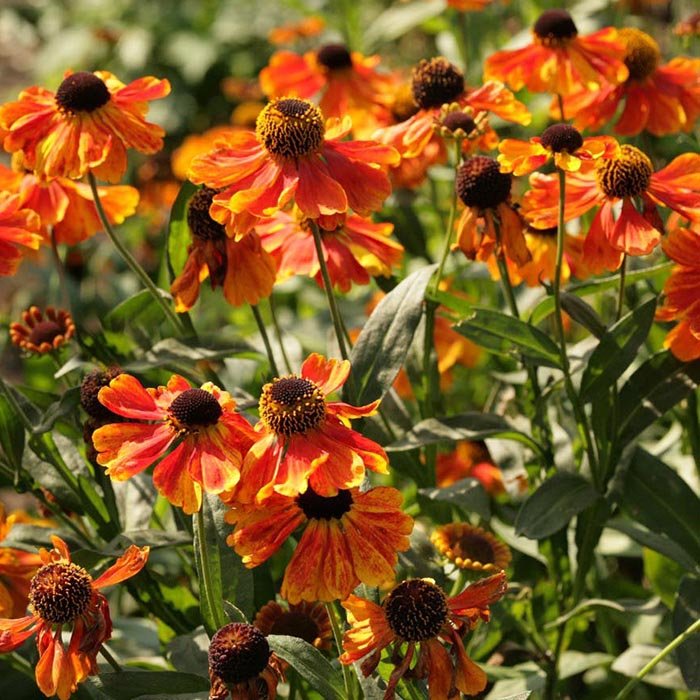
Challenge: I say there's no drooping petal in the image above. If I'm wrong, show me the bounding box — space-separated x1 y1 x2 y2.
92 545 149 589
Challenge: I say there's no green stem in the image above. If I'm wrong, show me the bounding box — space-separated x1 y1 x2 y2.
325 602 355 700
615 617 700 700
49 227 70 310
310 221 350 361
99 644 122 672
685 392 700 477
616 254 627 321
269 295 293 374
193 506 226 635
87 172 186 337
251 304 280 377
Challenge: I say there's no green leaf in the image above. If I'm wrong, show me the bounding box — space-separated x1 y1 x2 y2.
349 264 436 404
268 635 345 700
611 645 686 690
545 596 664 629
621 448 700 563
364 0 444 49
386 413 541 455
167 181 198 280
84 671 209 699
419 477 490 520
0 394 25 473
618 351 700 444
644 549 685 609
103 289 170 332
32 388 81 433
515 472 601 539
579 297 656 403
560 293 606 338
673 575 700 690
454 308 562 368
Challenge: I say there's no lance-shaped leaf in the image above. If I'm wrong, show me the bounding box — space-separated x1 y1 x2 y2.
167 180 198 280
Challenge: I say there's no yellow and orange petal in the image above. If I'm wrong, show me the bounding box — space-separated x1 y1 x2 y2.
92 374 256 514
254 600 332 650
227 485 412 604
234 353 387 503
448 0 496 10
189 99 398 238
484 10 628 97
0 70 170 182
256 208 403 293
436 441 506 493
268 16 325 45
674 12 700 37
10 306 75 355
431 523 512 572
0 192 42 276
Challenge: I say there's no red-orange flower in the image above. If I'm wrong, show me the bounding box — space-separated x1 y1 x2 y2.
10 306 75 355
376 57 530 164
436 441 506 493
0 162 138 245
453 156 531 267
260 45 394 138
562 29 700 136
483 9 628 98
0 70 170 182
656 224 700 361
0 535 148 700
523 146 700 271
226 486 412 603
189 97 399 238
268 16 325 45
340 573 508 699
448 0 496 10
92 374 256 514
233 353 388 504
674 12 700 37
0 191 41 276
171 186 276 311
256 207 403 292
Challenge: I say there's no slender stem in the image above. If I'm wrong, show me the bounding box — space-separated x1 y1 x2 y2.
616 254 627 321
557 94 566 121
494 245 520 318
269 296 293 374
545 624 567 700
99 645 122 673
49 227 70 309
251 304 280 377
310 221 350 361
615 617 700 700
194 506 226 635
325 602 355 700
87 172 186 337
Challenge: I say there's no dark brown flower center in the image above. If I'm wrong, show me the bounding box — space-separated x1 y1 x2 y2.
29 562 93 624
384 579 449 642
269 611 320 645
296 487 353 520
539 123 583 153
209 623 270 684
55 72 111 113
453 532 496 564
596 144 653 199
620 28 660 81
169 388 222 428
259 375 326 435
255 98 324 159
80 367 123 419
187 187 227 242
411 58 465 110
441 111 476 135
28 320 63 347
533 10 578 46
317 43 353 70
456 156 512 210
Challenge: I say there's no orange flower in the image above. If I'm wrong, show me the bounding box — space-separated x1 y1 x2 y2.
92 374 256 514
562 29 700 137
0 191 41 276
674 12 700 37
448 0 496 10
497 123 617 176
254 600 332 650
0 70 170 182
431 523 512 572
340 573 508 699
0 503 47 619
375 57 530 163
0 535 148 700
523 146 700 271
170 187 276 311
656 224 700 361
233 353 389 504
226 486 412 603
453 156 531 267
436 441 505 493
484 9 628 97
268 16 325 45
171 126 237 180
256 207 403 292
260 45 394 138
208 622 284 700
189 98 399 238
10 306 75 355
0 162 139 245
